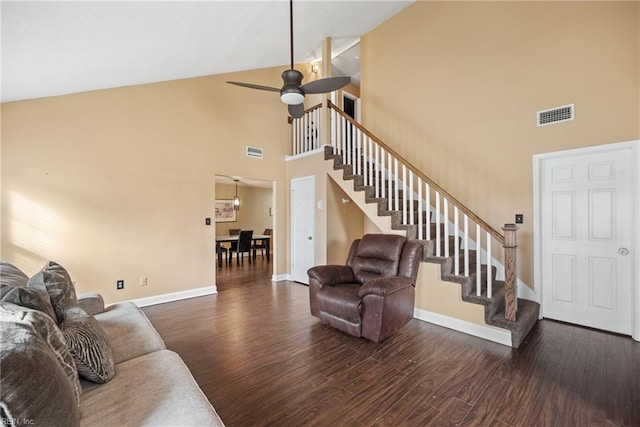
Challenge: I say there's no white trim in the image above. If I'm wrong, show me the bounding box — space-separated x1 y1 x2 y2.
285 146 327 162
119 286 218 308
634 142 640 341
533 139 640 340
272 273 291 282
343 91 358 102
414 307 512 347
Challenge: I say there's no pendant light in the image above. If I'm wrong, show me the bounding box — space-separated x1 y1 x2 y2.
233 179 241 211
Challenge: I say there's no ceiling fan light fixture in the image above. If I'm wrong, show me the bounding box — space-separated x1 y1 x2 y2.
280 91 304 105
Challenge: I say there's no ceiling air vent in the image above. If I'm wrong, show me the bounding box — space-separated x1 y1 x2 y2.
246 146 263 159
537 104 574 127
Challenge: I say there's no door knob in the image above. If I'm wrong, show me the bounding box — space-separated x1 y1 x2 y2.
618 247 629 256
308 236 313 240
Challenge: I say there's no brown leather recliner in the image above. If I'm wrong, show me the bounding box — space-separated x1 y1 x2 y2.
307 234 423 342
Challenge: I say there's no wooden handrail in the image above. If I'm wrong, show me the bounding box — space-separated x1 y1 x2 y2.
305 103 323 114
327 100 504 244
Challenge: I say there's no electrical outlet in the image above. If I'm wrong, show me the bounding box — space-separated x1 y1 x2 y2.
205 218 211 226
140 277 148 287
117 280 124 290
515 214 524 224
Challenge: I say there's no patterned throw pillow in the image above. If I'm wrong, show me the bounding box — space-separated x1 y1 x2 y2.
0 285 57 322
62 306 115 383
28 261 78 325
0 302 82 419
0 262 29 288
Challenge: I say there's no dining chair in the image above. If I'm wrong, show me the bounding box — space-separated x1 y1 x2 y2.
216 243 229 268
252 228 272 260
228 228 241 255
232 230 253 265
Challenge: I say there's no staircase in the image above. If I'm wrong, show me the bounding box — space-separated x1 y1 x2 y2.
292 102 539 348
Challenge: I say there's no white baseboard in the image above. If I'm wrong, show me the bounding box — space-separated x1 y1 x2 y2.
272 273 291 282
518 278 538 303
414 307 512 347
127 286 218 308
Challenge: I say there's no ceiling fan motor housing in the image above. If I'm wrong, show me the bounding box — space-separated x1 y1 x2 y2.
280 69 305 105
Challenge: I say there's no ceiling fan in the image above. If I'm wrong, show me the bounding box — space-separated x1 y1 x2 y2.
226 0 351 119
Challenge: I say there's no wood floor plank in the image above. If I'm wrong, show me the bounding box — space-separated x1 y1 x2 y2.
460 376 512 427
370 381 439 426
427 396 472 427
142 262 639 426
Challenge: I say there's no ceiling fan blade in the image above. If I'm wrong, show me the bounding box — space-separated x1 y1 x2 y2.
301 76 352 94
288 103 304 119
226 81 280 92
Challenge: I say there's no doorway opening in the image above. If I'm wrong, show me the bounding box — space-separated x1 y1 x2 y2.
214 175 275 291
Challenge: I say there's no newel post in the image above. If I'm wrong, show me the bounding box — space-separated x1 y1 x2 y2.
502 224 518 321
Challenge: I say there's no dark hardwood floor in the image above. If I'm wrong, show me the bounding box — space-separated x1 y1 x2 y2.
143 262 639 426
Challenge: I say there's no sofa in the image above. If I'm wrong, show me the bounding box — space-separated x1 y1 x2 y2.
0 261 224 427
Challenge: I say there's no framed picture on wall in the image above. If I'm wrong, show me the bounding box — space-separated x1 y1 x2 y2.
215 200 236 222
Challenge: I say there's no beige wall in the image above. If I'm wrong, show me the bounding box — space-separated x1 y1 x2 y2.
1 66 292 304
326 179 364 264
361 1 640 289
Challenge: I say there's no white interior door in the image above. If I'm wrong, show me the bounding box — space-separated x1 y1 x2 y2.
291 176 315 284
541 148 633 334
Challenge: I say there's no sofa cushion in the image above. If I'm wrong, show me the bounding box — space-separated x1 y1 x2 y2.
28 261 78 324
62 306 115 383
0 302 81 426
94 302 165 364
80 350 223 427
0 262 29 287
1 284 57 322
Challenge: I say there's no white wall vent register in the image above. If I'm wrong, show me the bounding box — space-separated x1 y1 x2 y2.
246 146 264 159
537 104 574 127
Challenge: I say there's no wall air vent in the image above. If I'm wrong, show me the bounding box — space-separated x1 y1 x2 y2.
537 104 574 127
246 146 263 159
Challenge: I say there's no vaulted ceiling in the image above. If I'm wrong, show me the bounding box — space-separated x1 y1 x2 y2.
1 1 413 103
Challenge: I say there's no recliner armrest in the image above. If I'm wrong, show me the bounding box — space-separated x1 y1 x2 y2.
77 292 105 315
307 265 354 287
358 276 414 298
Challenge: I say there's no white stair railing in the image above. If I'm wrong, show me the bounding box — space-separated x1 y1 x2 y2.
291 103 323 155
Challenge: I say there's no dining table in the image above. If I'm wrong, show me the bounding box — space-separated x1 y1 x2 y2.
216 234 271 267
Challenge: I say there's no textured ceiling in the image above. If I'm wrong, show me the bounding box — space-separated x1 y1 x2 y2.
1 0 413 103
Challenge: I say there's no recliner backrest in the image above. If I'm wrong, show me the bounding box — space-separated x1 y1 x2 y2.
398 240 423 283
348 234 406 284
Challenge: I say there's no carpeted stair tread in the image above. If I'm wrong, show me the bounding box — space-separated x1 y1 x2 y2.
490 299 540 348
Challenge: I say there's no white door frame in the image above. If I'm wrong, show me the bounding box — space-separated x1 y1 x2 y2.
343 91 360 122
290 175 315 284
533 140 640 341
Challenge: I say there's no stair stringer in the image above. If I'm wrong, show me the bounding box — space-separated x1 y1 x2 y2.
327 168 405 237
414 262 512 346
